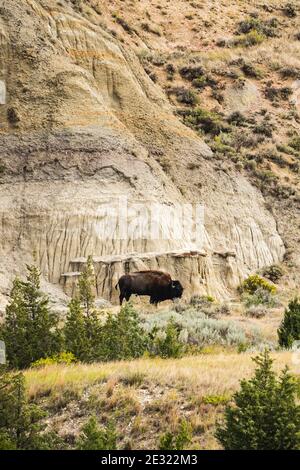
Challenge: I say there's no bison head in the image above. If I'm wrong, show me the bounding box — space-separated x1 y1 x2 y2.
170 280 183 299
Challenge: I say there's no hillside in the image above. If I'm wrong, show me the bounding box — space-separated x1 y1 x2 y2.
25 351 298 450
1 0 299 309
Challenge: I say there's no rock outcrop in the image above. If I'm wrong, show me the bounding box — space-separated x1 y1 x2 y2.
0 0 285 305
60 249 240 302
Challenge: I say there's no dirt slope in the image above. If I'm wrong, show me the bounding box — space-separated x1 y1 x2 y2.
1 0 298 306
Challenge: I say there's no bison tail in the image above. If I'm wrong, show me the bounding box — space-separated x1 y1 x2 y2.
115 282 119 291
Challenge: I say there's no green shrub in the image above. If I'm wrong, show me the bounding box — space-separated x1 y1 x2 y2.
0 264 62 369
65 265 147 363
244 305 267 318
141 22 161 36
262 265 284 283
215 350 300 449
64 258 104 362
276 143 298 156
289 135 300 152
120 372 146 387
254 169 278 185
192 76 208 89
179 65 205 81
233 30 265 47
31 352 77 368
76 416 117 450
240 274 276 295
253 118 274 137
237 17 263 34
112 14 133 34
169 87 198 105
237 17 278 38
190 294 215 306
181 107 228 135
211 134 236 156
159 419 192 450
202 394 230 406
278 298 300 348
265 85 293 102
166 63 176 80
241 62 263 78
7 107 20 124
280 66 300 79
242 288 277 308
150 318 184 358
142 309 263 349
78 255 96 316
227 111 248 126
0 162 6 175
283 3 297 18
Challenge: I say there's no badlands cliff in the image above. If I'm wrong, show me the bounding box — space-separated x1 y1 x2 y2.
0 0 289 305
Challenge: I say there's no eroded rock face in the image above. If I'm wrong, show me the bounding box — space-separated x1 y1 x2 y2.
60 250 240 303
0 0 284 304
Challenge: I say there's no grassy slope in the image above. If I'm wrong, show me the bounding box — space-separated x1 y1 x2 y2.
25 351 299 450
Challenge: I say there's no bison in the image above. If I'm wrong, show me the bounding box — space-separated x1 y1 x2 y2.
115 270 183 305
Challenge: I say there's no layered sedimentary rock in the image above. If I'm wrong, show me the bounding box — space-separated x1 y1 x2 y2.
0 0 285 304
60 249 239 302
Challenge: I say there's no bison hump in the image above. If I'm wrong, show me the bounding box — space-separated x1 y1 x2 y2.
132 270 171 279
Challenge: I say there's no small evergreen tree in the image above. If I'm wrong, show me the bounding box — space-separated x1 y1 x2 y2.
64 298 88 361
0 367 61 449
76 416 117 450
63 258 102 362
278 297 300 348
78 256 102 361
153 318 184 358
0 264 62 369
215 350 300 450
96 303 147 361
78 255 96 317
159 419 192 450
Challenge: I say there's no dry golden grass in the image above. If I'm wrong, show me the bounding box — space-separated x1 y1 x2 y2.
25 351 299 401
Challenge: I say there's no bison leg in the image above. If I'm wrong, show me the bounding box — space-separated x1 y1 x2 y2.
120 290 131 305
150 296 158 307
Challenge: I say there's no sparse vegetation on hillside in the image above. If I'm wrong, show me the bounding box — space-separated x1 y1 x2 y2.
142 307 265 351
19 351 299 450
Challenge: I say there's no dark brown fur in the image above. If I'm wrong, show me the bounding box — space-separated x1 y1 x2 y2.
115 270 183 305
